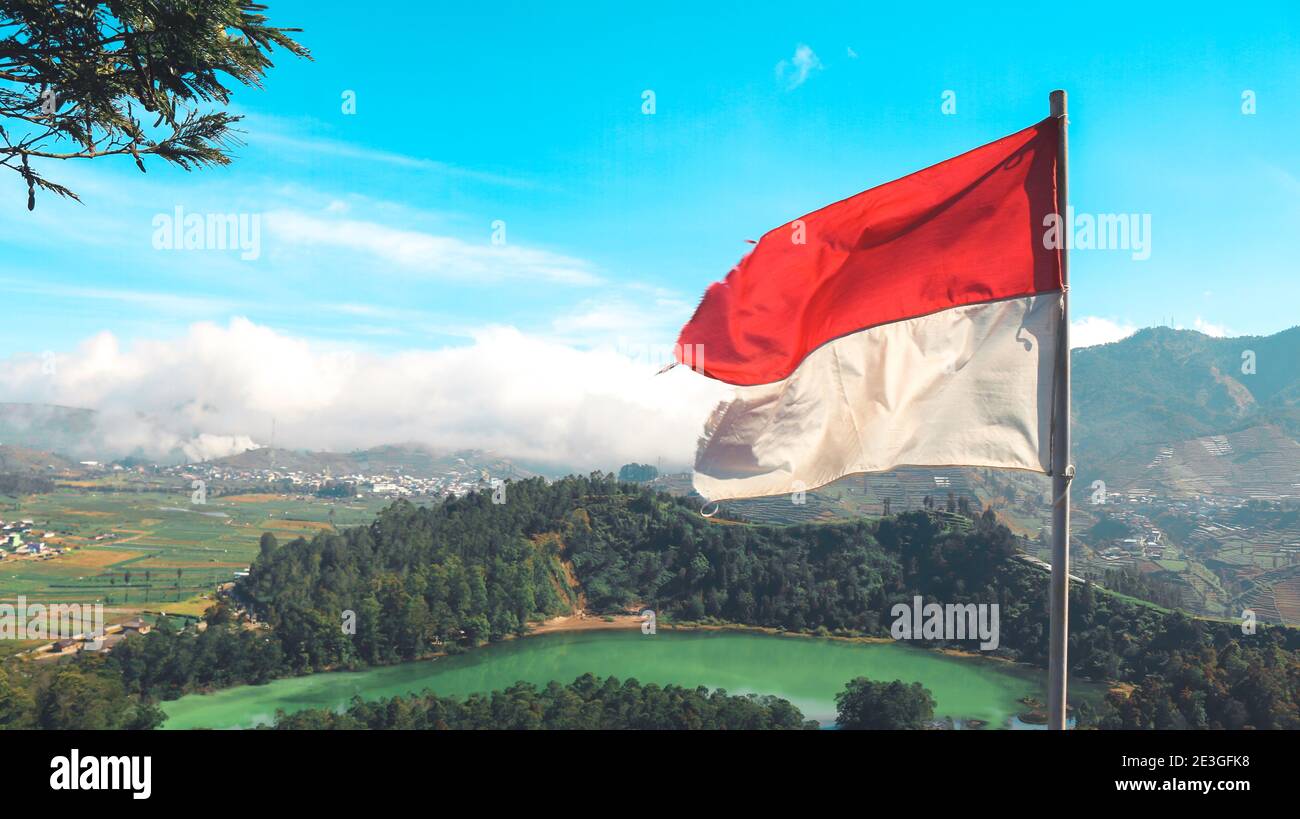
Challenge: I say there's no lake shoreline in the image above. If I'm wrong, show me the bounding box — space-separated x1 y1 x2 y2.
169 613 1081 703
523 615 1035 673
161 620 1107 730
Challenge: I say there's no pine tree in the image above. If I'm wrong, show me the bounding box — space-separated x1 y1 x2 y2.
0 0 309 207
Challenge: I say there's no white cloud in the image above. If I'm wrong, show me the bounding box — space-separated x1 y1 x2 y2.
0 319 729 470
1164 316 1233 337
776 44 823 90
1071 316 1137 348
0 278 241 316
548 295 694 344
264 209 603 286
1192 316 1231 337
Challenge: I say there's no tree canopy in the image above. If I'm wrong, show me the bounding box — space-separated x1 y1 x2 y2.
271 674 817 730
5 475 1296 730
835 677 936 730
0 0 308 207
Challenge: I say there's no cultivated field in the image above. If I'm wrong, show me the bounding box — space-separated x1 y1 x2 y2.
0 485 393 608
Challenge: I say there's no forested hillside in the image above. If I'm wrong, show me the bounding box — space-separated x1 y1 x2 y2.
1072 325 1300 485
4 475 1296 729
236 474 916 665
269 674 817 730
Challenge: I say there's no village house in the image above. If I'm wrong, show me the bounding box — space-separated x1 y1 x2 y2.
120 617 152 635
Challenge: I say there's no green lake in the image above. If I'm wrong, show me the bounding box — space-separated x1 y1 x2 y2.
162 629 1087 729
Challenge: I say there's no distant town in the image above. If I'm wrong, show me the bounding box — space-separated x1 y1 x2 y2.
0 516 59 559
65 452 516 502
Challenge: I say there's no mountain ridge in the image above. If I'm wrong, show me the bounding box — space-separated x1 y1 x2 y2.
1072 324 1300 494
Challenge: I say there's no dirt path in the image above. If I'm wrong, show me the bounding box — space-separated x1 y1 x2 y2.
529 612 642 635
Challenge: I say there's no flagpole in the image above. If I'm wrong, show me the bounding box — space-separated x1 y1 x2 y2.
1047 89 1072 731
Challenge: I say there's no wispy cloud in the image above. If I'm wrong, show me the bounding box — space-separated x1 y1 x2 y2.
776 44 823 90
0 277 242 315
547 293 693 349
240 114 538 189
264 209 603 286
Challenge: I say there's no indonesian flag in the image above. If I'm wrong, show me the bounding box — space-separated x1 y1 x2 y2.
677 117 1064 502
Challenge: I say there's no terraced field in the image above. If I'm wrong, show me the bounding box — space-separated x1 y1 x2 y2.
1109 424 1300 501
1232 564 1300 626
1273 574 1300 625
0 487 394 607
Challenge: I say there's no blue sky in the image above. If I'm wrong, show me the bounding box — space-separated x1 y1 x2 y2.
0 0 1297 465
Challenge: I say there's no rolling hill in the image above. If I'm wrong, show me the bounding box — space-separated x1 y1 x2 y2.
0 444 78 475
1072 325 1300 497
0 403 97 457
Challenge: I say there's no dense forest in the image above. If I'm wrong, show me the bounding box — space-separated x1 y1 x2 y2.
835 678 936 729
270 672 942 730
3 474 1297 729
0 473 54 495
270 673 816 730
0 656 162 729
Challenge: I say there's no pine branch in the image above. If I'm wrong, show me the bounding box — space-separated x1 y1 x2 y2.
0 0 310 207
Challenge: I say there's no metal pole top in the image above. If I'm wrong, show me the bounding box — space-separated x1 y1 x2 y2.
1050 90 1067 118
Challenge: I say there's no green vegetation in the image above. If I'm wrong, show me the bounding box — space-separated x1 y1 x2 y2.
617 463 659 482
269 673 816 730
315 480 356 499
3 474 1296 729
1 0 308 207
0 657 160 729
1072 325 1300 485
0 487 391 603
162 629 1071 729
0 473 53 495
1090 567 1184 611
1087 514 1131 542
115 477 1300 728
102 616 286 701
231 473 911 673
835 678 936 729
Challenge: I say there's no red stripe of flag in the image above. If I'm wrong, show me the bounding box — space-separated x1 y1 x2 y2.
676 117 1063 386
